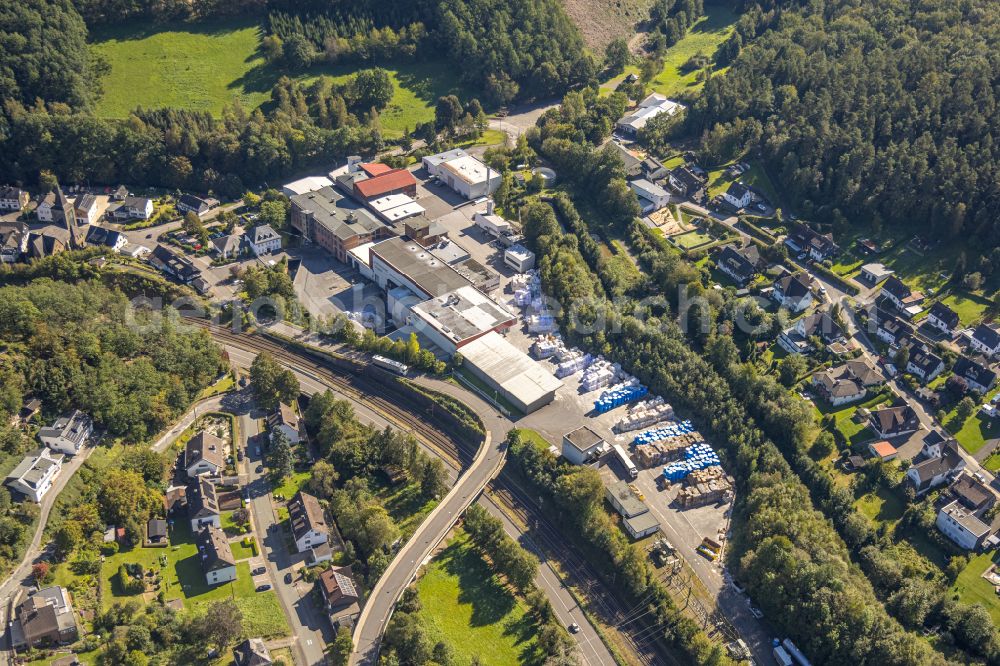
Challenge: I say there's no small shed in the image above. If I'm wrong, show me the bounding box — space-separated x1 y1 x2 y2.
147 518 168 545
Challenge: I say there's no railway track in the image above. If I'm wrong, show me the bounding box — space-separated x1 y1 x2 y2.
190 319 678 666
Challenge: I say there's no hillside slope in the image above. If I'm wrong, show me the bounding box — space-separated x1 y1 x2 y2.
560 0 655 50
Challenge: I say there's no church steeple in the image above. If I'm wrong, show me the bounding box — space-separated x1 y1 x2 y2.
56 187 81 250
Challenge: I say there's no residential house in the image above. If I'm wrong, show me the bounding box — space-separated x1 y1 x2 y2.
12 398 41 426
289 491 330 555
715 244 763 286
0 186 29 212
641 157 669 181
149 245 199 284
609 142 643 178
812 359 884 407
317 566 361 629
778 310 846 355
146 518 167 545
9 587 78 650
880 276 924 317
74 194 99 226
868 440 899 461
615 93 685 136
84 226 127 252
952 356 997 394
184 431 225 478
905 344 944 382
969 324 1000 358
35 192 57 222
906 441 965 495
268 402 300 444
248 224 281 255
5 448 64 502
875 313 914 347
859 263 894 285
926 302 960 337
722 182 753 209
784 224 839 261
0 221 28 263
177 194 218 218
666 166 705 200
918 430 952 459
948 474 996 517
561 426 607 465
38 410 91 455
111 185 129 201
771 273 814 313
629 179 669 213
198 525 236 585
936 500 991 550
233 638 274 666
188 477 221 531
211 234 242 259
233 638 273 666
869 405 920 439
107 196 153 221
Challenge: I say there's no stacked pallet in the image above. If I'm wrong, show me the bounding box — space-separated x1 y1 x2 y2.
634 437 688 467
616 397 675 432
676 476 733 508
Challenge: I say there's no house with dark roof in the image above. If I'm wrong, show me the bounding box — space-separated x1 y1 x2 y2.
880 276 924 317
875 313 914 347
869 405 920 439
949 474 996 517
952 356 997 394
0 186 29 212
198 525 236 585
771 273 814 313
609 142 643 178
811 358 885 406
665 166 704 200
715 244 763 286
9 586 78 650
784 224 839 261
146 518 168 545
27 229 67 259
778 310 846 355
187 477 221 531
905 440 965 495
84 225 127 252
0 221 28 263
317 566 361 629
927 302 960 337
74 194 99 226
248 224 281 255
268 403 300 444
149 245 200 284
969 324 1000 358
289 491 330 556
38 410 91 455
642 157 669 181
211 233 243 259
184 431 225 478
905 344 944 382
177 194 218 218
233 638 273 666
722 182 753 209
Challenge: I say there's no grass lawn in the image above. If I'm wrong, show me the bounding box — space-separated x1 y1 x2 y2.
706 161 780 205
670 229 714 249
952 552 1000 624
515 429 552 452
813 393 889 448
272 469 310 500
947 412 1000 455
854 486 905 527
417 531 544 666
197 372 235 400
983 451 1000 473
938 291 991 326
91 19 473 136
230 536 258 560
602 3 738 98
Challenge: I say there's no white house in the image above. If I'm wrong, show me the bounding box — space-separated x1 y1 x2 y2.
811 359 884 407
289 491 329 554
905 345 944 382
906 441 965 495
0 187 29 212
188 477 221 531
629 179 669 213
74 194 99 226
422 149 501 199
248 224 281 255
722 182 753 209
35 192 57 222
615 94 685 136
880 276 924 316
952 356 997 394
268 403 300 444
198 525 237 585
936 500 991 550
184 432 225 478
969 324 1000 358
777 310 846 355
177 194 218 218
37 410 91 455
561 426 607 465
5 448 64 502
859 263 893 285
109 197 153 221
926 302 960 337
211 234 242 259
771 273 814 313
84 226 128 252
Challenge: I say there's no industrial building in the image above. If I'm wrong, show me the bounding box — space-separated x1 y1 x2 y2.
423 149 501 199
605 480 661 539
367 194 425 224
290 186 394 263
561 426 608 465
460 331 562 414
369 237 472 299
408 285 516 355
504 245 535 272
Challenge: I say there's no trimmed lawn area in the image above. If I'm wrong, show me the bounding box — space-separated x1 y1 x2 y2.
272 469 311 500
952 552 1000 624
854 486 905 527
948 412 1000 455
230 536 258 560
939 292 991 326
92 19 473 136
602 3 738 98
813 393 890 448
417 531 544 666
197 372 235 400
706 161 780 205
670 229 714 249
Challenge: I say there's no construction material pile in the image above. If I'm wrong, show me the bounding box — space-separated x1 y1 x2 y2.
676 467 733 508
594 380 648 414
634 438 689 467
616 397 674 432
581 359 618 391
662 443 721 481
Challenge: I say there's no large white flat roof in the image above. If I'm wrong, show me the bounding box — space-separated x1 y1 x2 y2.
440 155 493 186
282 176 333 196
461 332 562 405
369 193 415 212
411 286 514 346
348 241 375 267
380 202 425 222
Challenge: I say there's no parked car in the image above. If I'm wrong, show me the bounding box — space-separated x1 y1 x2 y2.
256 465 264 473
252 567 265 576
568 623 580 634
285 572 293 584
256 584 271 592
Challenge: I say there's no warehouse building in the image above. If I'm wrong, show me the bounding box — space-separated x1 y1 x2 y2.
605 480 661 539
290 186 394 263
459 331 562 414
423 149 501 199
408 286 516 355
369 237 471 299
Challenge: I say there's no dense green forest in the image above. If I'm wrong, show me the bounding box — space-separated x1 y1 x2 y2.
0 280 225 442
689 0 1000 251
